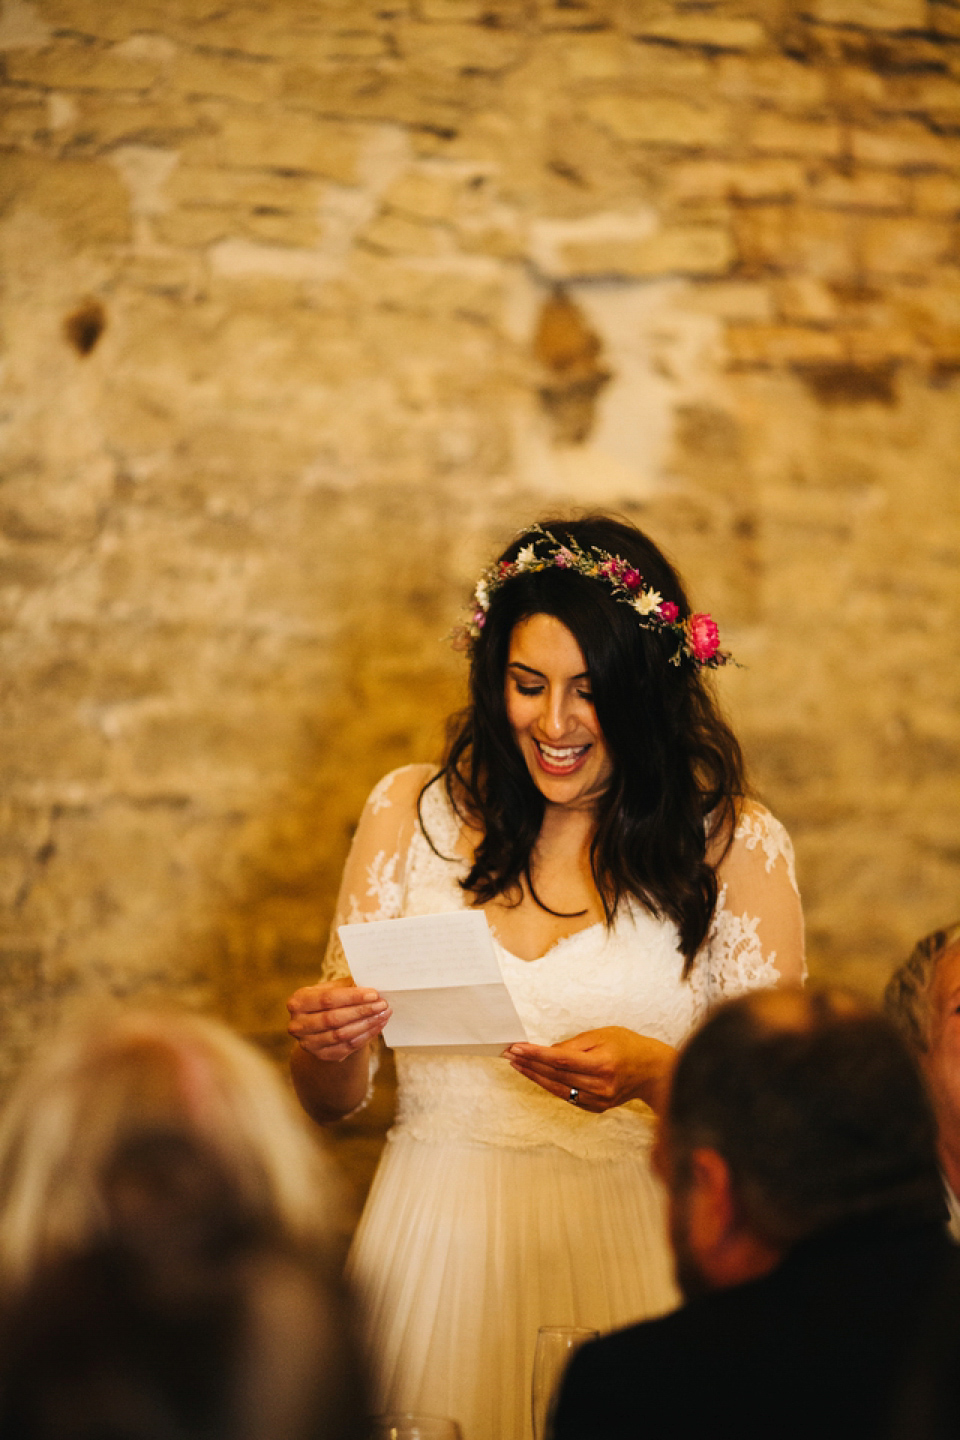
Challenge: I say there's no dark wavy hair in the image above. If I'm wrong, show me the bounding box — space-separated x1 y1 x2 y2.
421 514 746 970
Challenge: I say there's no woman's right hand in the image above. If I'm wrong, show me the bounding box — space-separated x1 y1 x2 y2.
287 983 391 1064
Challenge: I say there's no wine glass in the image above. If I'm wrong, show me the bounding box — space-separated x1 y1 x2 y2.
368 1415 462 1440
531 1325 599 1440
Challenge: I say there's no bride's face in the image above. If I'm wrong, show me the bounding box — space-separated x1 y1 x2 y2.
504 612 613 811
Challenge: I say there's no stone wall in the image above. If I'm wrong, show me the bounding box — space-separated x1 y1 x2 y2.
2 0 960 1221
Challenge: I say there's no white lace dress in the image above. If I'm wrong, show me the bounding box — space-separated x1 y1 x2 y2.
324 765 805 1440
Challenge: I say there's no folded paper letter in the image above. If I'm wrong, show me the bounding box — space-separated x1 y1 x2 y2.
338 911 529 1052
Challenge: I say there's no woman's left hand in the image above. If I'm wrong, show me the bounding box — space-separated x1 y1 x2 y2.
504 1028 676 1115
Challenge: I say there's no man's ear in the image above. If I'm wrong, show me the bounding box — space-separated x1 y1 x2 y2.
685 1146 783 1290
686 1147 737 1255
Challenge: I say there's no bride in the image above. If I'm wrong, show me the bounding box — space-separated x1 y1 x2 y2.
287 514 805 1440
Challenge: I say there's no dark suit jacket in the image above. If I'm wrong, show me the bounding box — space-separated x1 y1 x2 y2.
554 1215 956 1440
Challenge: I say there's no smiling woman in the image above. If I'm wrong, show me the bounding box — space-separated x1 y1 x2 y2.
506 614 613 810
286 514 806 1440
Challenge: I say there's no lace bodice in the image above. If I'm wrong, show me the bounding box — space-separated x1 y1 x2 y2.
323 765 805 1160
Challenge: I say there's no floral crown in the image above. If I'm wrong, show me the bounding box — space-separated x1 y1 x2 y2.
460 525 732 669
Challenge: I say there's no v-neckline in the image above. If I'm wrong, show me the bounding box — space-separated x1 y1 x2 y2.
489 918 605 965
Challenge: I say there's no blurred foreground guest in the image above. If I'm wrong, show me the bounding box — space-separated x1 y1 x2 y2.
0 1130 368 1440
0 1006 335 1292
885 920 960 1237
554 988 956 1440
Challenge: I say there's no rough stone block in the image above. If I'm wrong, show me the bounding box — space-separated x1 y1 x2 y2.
0 101 48 142
583 93 731 148
852 124 957 171
280 65 462 134
556 33 628 80
666 159 805 204
48 95 201 149
5 41 162 90
805 0 927 26
808 168 909 211
860 216 953 276
750 113 843 159
186 113 365 182
792 208 860 279
166 165 324 213
360 211 452 257
20 0 147 39
684 281 775 321
844 326 920 362
732 203 794 273
717 55 828 108
395 21 526 72
913 174 960 215
382 169 471 225
0 154 131 244
171 50 279 103
930 0 960 38
725 324 845 366
835 67 887 105
418 0 527 17
534 0 619 30
891 75 960 113
556 224 734 278
774 276 839 323
632 14 766 50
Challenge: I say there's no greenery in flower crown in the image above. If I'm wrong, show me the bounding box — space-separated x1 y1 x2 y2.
460 524 732 669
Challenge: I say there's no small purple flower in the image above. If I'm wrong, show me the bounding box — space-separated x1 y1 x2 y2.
473 610 486 629
658 601 679 624
622 568 642 593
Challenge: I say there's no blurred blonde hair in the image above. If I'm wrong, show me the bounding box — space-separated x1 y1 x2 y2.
0 1005 337 1291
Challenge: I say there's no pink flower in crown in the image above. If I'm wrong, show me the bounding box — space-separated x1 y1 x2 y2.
473 610 486 630
658 601 679 624
688 612 720 661
555 548 572 568
599 559 619 579
621 568 643 593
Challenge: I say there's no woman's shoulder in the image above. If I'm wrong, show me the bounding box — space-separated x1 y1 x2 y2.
362 763 438 817
722 798 799 894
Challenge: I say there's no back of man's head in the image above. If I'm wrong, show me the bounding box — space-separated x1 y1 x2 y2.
667 988 944 1250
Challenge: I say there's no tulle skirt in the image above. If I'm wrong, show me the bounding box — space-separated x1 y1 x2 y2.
347 1132 679 1440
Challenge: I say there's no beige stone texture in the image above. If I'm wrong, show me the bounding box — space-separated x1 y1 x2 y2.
666 159 806 205
725 323 846 366
0 155 131 245
583 94 732 148
913 174 960 217
852 123 958 170
749 113 844 159
809 169 909 212
631 15 766 51
2 0 960 1232
716 56 828 110
5 40 164 90
170 50 279 104
860 216 955 275
930 0 960 38
183 112 367 181
394 21 528 72
806 0 927 26
556 225 734 279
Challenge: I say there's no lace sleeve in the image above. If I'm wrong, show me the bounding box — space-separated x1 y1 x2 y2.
319 764 432 983
317 764 433 1114
694 802 806 1009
